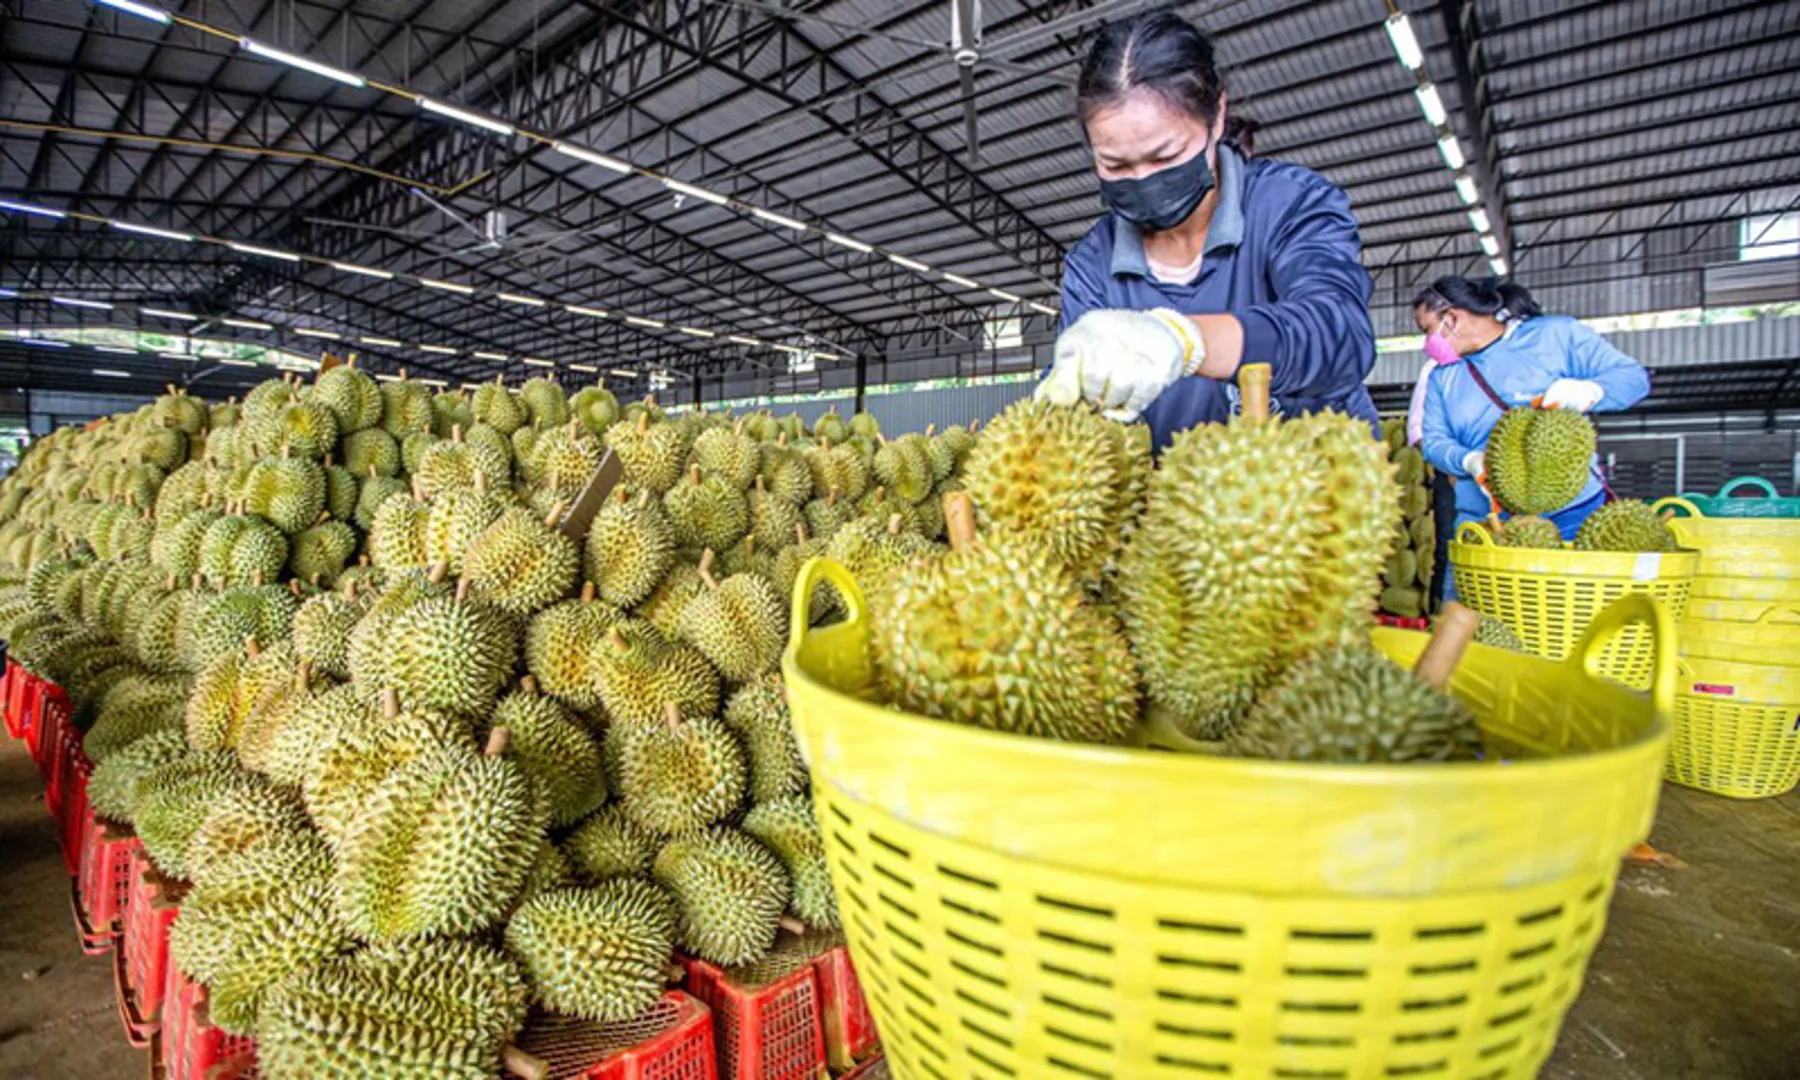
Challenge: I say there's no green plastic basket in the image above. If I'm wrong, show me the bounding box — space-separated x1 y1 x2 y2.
1676 477 1800 519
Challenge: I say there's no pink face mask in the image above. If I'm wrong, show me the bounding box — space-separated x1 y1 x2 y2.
1423 331 1460 366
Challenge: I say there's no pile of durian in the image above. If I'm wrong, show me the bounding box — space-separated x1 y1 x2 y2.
1484 405 1675 553
860 364 1488 764
1377 418 1434 620
0 365 975 1077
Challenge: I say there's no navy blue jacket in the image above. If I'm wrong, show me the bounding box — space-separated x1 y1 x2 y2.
1060 146 1379 450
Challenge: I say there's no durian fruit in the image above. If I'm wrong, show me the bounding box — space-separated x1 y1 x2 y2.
743 795 838 930
503 880 677 1021
585 488 676 609
772 523 839 626
605 414 684 496
422 479 505 575
874 495 1138 745
490 678 607 828
758 437 814 506
812 408 850 444
82 675 188 762
1296 410 1400 636
747 480 803 551
570 384 621 436
653 827 791 966
872 434 935 505
181 583 298 674
723 674 808 803
302 689 468 847
417 425 508 497
355 469 410 531
520 375 569 430
380 377 436 437
266 397 341 461
340 427 401 478
313 362 384 433
1573 500 1675 552
612 704 748 835
321 460 358 522
806 439 869 502
344 566 452 691
523 584 619 709
256 940 527 1080
562 804 659 884
1472 614 1525 652
335 736 542 941
962 400 1149 582
528 421 602 499
663 465 750 552
471 379 528 435
676 550 786 683
824 512 936 598
802 487 852 543
1224 606 1483 763
291 584 365 679
1379 586 1426 619
590 620 720 728
1494 514 1563 549
238 665 342 786
87 727 189 824
370 487 430 571
1485 406 1596 514
691 423 760 489
378 583 519 715
289 519 356 584
133 751 268 878
198 509 288 586
850 410 880 440
462 503 580 616
182 783 312 883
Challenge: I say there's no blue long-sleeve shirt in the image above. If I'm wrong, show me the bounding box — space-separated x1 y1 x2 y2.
1421 315 1651 522
1059 145 1378 450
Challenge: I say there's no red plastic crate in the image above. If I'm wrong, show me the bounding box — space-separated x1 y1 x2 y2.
26 677 61 777
812 947 878 1071
682 954 826 1080
5 662 33 742
117 849 185 1047
73 807 137 954
54 738 92 876
160 967 257 1080
518 991 719 1080
1375 613 1430 630
44 706 83 823
0 658 18 738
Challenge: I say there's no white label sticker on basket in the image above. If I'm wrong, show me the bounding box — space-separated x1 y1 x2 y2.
1633 554 1661 581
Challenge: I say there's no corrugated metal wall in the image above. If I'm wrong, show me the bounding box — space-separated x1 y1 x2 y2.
864 380 1034 434
1368 316 1800 385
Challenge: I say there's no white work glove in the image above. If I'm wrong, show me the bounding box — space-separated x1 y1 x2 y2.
1036 308 1204 422
1540 378 1604 412
1462 450 1486 482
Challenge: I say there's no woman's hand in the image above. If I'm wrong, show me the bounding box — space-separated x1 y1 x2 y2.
1540 378 1604 412
1036 308 1203 421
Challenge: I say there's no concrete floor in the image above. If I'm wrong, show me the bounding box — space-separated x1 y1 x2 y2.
1 738 1796 1079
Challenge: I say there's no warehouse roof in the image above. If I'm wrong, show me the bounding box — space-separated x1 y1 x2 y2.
1 0 1796 402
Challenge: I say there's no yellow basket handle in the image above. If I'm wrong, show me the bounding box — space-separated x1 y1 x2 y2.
1455 520 1497 545
1570 594 1675 717
790 555 867 644
1650 495 1704 520
1755 604 1800 628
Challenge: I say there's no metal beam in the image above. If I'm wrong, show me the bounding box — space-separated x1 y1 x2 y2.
1436 0 1512 261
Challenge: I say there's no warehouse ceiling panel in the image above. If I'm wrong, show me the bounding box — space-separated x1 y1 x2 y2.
1 0 1795 406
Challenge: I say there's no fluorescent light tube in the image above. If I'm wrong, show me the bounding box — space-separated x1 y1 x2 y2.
222 317 274 330
157 352 190 360
95 345 137 355
52 296 113 310
0 288 15 298
218 358 257 367
22 338 70 348
989 288 1021 303
374 373 401 382
1488 256 1509 276
111 220 194 242
1029 302 1058 316
417 344 457 355
473 350 508 361
418 278 475 295
942 272 980 289
1414 84 1447 127
624 316 665 329
566 305 609 318
294 328 340 339
664 179 729 206
141 308 197 321
497 292 546 307
521 357 554 368
241 39 366 88
824 232 873 254
675 326 716 339
417 97 515 136
93 368 132 377
728 335 760 347
1454 174 1478 205
0 199 65 218
1437 135 1465 171
229 242 300 261
771 344 805 355
1467 208 1491 234
97 0 170 23
608 368 637 378
1479 234 1501 257
360 336 402 347
752 207 807 232
552 142 631 173
1384 12 1424 70
887 253 931 272
418 377 448 387
567 363 598 374
332 261 393 279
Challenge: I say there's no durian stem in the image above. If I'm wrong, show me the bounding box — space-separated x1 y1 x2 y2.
427 561 450 585
1414 602 1479 691
542 501 566 528
608 626 629 652
452 424 464 444
381 688 401 720
1488 512 1503 534
521 674 539 695
253 569 265 587
778 914 808 936
245 636 260 658
944 491 977 552
664 962 686 984
1238 363 1273 422
795 522 808 545
698 548 719 590
636 412 649 433
474 470 488 493
664 702 682 729
580 581 596 603
295 660 312 692
886 512 904 536
455 577 471 602
688 463 702 487
484 727 511 757
344 579 358 601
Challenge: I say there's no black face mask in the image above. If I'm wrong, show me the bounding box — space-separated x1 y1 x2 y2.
1098 147 1215 233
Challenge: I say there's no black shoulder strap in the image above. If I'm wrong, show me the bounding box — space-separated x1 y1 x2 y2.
1462 360 1508 412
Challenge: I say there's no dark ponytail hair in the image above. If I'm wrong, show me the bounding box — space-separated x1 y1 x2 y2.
1413 275 1543 321
1077 9 1225 129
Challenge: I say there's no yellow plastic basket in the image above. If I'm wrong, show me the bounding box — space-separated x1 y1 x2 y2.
1680 604 1800 665
1666 656 1800 799
784 560 1673 1080
1653 497 1800 581
1448 521 1697 690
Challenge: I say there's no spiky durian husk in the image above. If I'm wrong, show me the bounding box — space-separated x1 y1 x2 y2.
340 427 401 478
610 712 746 835
504 880 677 1021
489 687 606 828
585 491 676 609
462 507 579 616
604 416 685 495
1573 499 1675 552
470 382 528 435
562 804 660 884
422 488 505 575
133 751 267 878
291 590 363 678
662 468 750 553
806 441 868 502
88 727 189 824
523 594 618 710
1495 514 1563 549
723 674 809 803
1485 407 1596 514
302 698 468 847
589 620 720 727
653 827 790 966
676 571 786 684
569 386 620 436
377 594 518 715
743 795 838 930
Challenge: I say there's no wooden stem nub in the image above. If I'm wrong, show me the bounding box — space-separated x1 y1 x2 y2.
1238 363 1273 422
1414 601 1479 692
944 491 977 553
